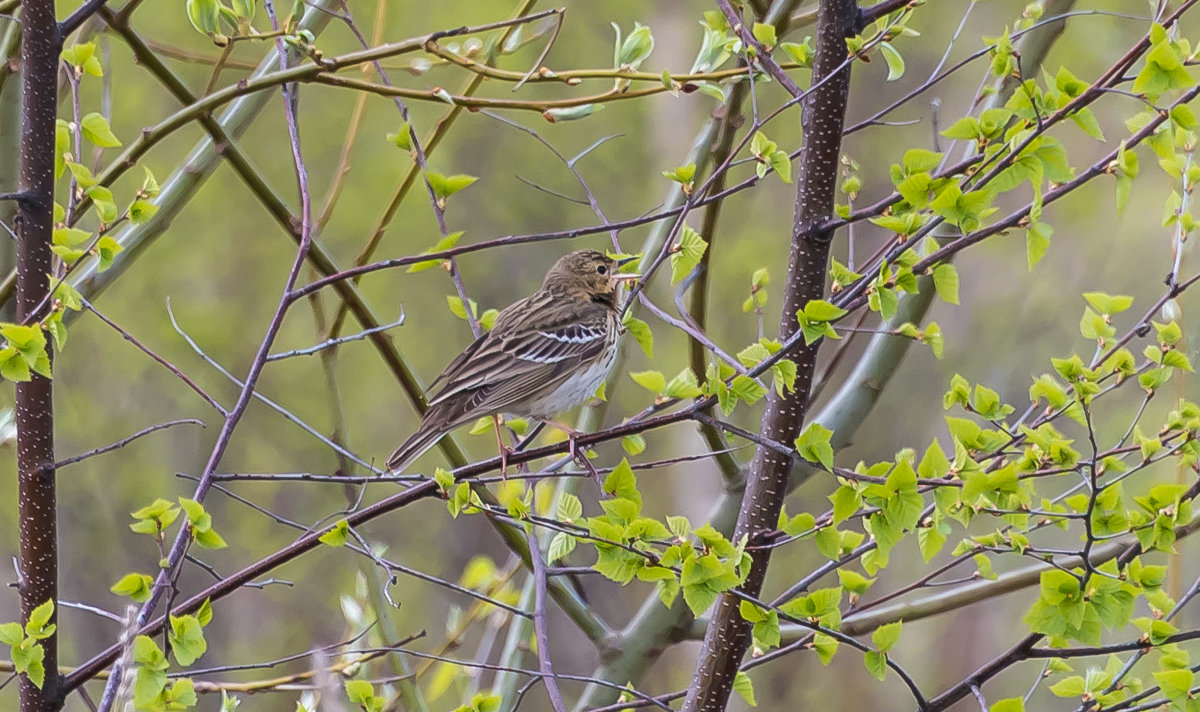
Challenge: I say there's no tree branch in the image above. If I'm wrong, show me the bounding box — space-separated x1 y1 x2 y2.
58 0 106 39
680 0 858 709
16 0 59 710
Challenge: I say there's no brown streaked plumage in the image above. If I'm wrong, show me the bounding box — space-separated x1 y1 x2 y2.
386 250 637 472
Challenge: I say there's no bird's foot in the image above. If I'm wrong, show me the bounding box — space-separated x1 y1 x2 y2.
493 414 517 481
566 434 604 491
499 444 516 481
534 418 603 490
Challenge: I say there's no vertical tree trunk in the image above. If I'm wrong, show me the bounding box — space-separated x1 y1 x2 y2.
681 1 858 710
16 1 59 710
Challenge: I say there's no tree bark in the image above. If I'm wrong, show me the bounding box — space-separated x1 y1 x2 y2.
681 1 858 709
16 1 59 710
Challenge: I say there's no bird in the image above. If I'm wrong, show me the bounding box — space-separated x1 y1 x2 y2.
386 249 638 477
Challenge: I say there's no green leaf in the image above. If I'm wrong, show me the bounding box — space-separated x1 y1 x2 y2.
864 650 887 680
346 679 385 712
132 498 179 523
665 367 703 399
902 148 942 174
178 497 211 531
433 467 455 493
1026 221 1053 269
781 40 813 67
65 162 95 188
547 532 577 563
768 150 792 184
670 224 707 284
990 699 1025 712
729 375 766 405
602 458 641 505
19 643 45 689
802 299 848 322
941 117 981 140
621 313 653 358
168 614 207 665
86 185 118 223
662 163 696 187
630 370 666 395
1083 292 1133 315
621 433 646 455
407 231 463 272
141 166 161 197
1154 668 1194 703
0 622 22 647
62 42 103 77
872 621 902 652
81 112 121 148
26 600 53 636
230 0 254 20
387 122 412 150
557 492 582 522
878 42 905 81
53 227 90 251
932 264 959 304
446 295 477 321
194 527 227 549
186 0 220 33
319 519 350 547
615 22 654 68
128 199 158 224
111 573 154 602
830 485 860 524
54 122 67 179
796 423 834 470
196 598 213 627
751 22 776 49
1069 108 1104 140
733 670 757 706
96 236 123 272
543 104 604 123
837 569 875 596
426 172 478 203
813 632 839 664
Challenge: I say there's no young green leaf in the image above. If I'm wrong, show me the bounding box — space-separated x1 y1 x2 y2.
796 423 834 470
408 231 463 272
319 519 350 547
81 112 122 148
878 42 905 81
670 225 707 284
426 172 478 206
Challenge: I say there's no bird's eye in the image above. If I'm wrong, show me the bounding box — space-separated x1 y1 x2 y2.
597 265 608 275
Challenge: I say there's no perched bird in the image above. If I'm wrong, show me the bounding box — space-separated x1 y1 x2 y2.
386 249 638 475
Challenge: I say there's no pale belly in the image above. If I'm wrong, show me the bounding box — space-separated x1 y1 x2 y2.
515 345 618 420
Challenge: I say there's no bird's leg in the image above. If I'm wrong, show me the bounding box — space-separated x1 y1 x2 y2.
537 418 602 488
492 414 513 480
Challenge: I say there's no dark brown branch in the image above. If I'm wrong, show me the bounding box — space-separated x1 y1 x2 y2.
860 0 914 25
58 0 106 39
1025 628 1200 658
680 0 859 710
16 0 60 710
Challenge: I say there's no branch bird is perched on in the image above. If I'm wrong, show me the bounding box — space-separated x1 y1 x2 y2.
387 250 638 476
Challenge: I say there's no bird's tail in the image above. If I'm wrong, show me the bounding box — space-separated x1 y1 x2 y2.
386 424 446 472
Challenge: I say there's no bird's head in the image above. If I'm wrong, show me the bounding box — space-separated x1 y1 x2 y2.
543 250 638 306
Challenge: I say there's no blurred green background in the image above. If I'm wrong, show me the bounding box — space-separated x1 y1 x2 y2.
1 0 1198 709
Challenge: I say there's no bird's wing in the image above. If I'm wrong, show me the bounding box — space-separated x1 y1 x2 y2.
426 294 611 415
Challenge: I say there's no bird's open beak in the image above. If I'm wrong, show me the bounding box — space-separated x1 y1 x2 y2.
614 256 640 281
